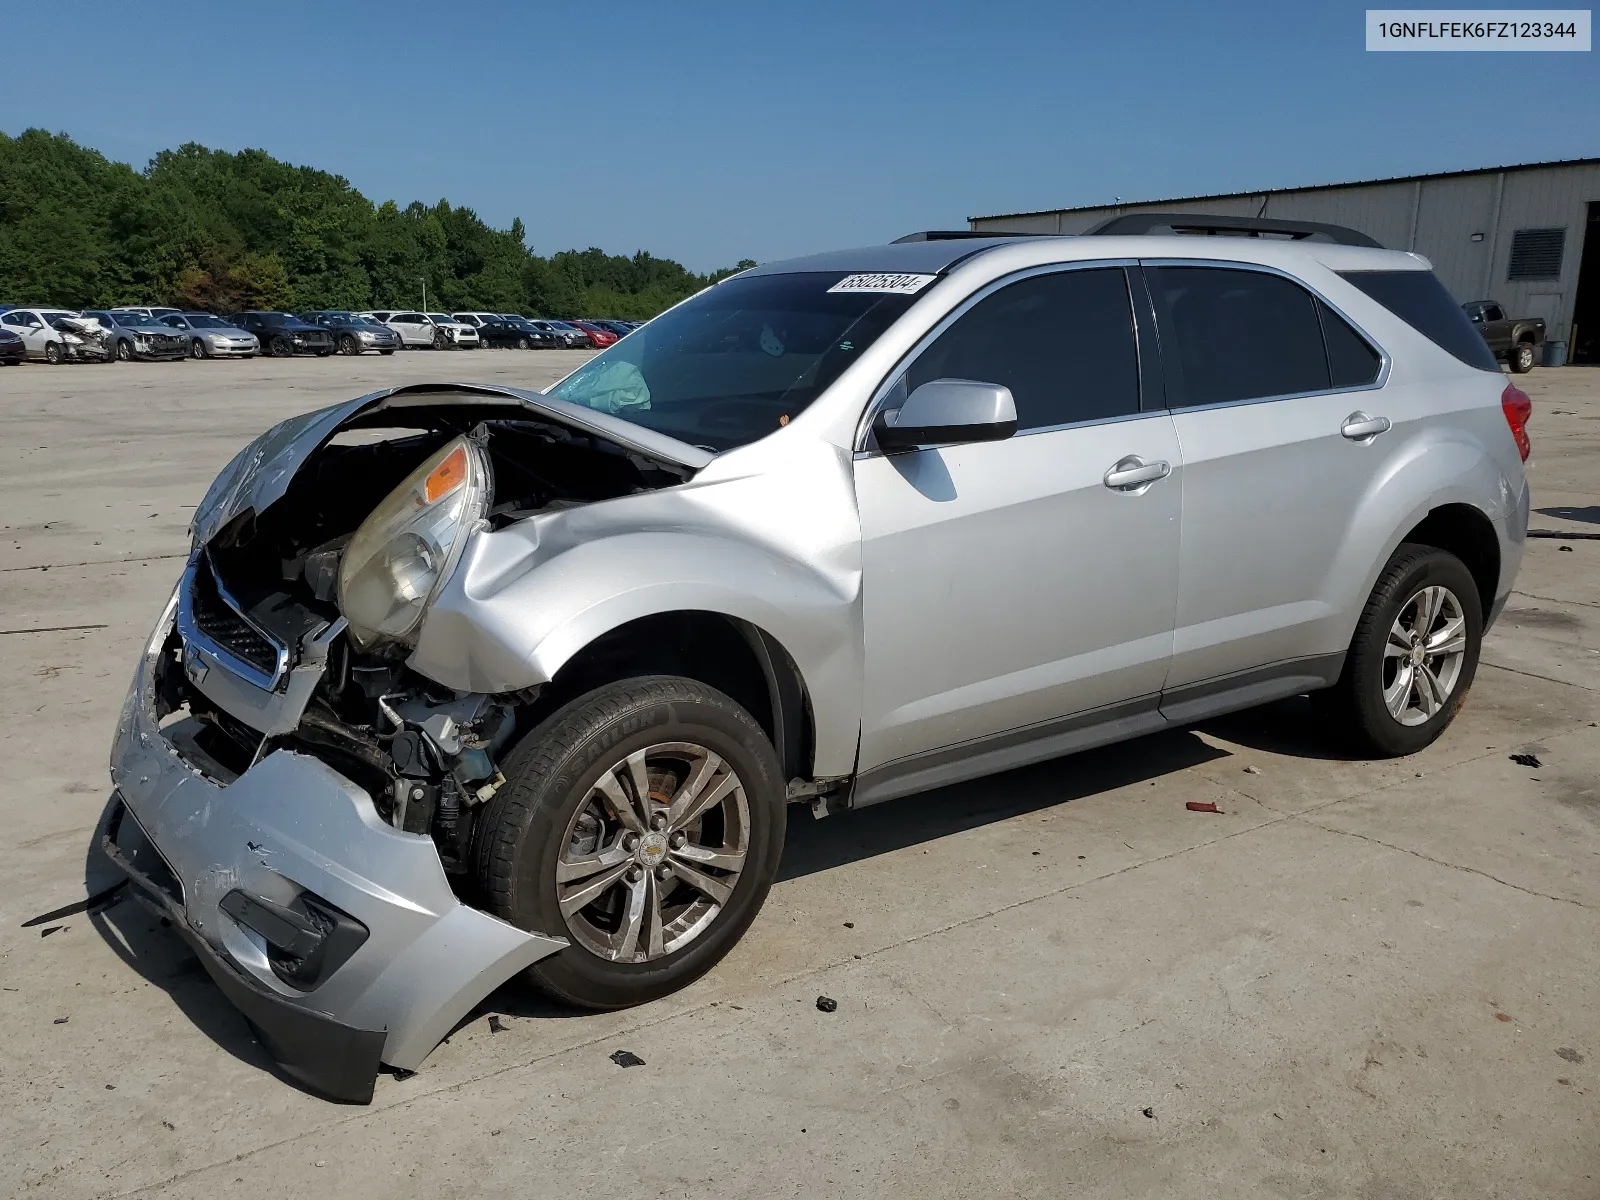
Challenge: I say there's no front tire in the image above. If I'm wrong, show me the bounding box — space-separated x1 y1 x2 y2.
433 330 450 350
473 676 786 1010
45 341 64 364
1314 544 1482 756
1510 342 1535 373
340 334 359 356
115 339 133 362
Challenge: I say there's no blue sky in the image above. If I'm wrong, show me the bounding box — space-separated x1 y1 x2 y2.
2 0 1595 271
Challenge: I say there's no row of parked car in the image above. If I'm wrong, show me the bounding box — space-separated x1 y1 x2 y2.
0 304 641 364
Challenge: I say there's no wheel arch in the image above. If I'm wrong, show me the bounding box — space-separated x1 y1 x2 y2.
518 610 815 785
1398 502 1501 619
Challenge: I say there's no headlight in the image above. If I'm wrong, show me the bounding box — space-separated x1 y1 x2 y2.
337 437 490 648
358 330 375 342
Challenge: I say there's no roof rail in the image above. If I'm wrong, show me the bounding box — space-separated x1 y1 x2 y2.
891 230 1040 243
1083 212 1383 249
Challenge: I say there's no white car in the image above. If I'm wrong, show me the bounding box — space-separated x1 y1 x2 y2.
0 307 114 363
426 313 480 348
363 311 443 349
449 311 501 330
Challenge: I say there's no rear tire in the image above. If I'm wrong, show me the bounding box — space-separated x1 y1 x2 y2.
1313 544 1482 756
1510 342 1535 373
473 676 786 1010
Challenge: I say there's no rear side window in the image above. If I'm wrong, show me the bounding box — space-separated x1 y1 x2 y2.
1339 270 1499 372
1147 267 1330 407
904 267 1141 431
1317 300 1382 388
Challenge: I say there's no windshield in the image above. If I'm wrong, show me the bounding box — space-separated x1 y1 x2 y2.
185 314 228 328
547 271 919 451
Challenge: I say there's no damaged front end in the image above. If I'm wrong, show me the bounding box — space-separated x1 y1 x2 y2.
107 384 704 1101
53 316 114 362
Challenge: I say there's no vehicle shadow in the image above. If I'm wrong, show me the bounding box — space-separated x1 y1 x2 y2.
1537 505 1600 526
777 724 1233 881
1193 695 1366 763
78 794 292 1087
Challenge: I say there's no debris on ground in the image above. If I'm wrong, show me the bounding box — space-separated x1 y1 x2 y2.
162 1120 175 1131
1557 1048 1585 1064
40 925 64 938
53 1017 68 1025
609 1050 646 1068
1511 753 1542 768
1142 1107 1155 1118
1243 766 1260 775
1495 1012 1514 1022
843 921 854 928
487 1015 507 1034
20 879 126 928
1185 801 1223 814
816 996 838 1013
1560 545 1574 552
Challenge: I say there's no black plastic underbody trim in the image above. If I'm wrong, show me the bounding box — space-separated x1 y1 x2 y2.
102 799 387 1104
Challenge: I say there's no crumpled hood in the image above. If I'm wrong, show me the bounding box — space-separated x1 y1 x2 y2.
191 382 714 544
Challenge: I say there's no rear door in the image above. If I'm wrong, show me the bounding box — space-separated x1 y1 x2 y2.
855 264 1182 777
1142 262 1390 700
391 313 426 345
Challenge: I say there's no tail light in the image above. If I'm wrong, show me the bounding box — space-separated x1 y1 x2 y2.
1501 382 1532 461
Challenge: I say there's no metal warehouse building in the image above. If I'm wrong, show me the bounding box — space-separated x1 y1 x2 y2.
969 158 1600 364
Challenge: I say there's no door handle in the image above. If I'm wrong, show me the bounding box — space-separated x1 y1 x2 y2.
1341 411 1392 441
1103 456 1172 491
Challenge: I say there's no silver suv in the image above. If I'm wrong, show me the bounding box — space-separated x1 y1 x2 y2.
106 216 1531 1100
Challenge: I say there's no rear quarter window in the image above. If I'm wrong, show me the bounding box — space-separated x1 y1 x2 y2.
1339 270 1499 372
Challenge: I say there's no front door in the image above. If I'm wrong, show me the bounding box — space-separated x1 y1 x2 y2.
854 265 1182 781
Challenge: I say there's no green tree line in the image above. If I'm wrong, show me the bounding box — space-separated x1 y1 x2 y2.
0 129 754 318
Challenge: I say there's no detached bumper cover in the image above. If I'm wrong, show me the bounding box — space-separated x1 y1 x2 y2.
107 593 568 1102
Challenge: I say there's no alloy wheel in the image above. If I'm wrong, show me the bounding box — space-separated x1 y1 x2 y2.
1382 584 1468 726
555 741 750 963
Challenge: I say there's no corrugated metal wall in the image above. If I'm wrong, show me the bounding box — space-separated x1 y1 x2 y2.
970 163 1600 346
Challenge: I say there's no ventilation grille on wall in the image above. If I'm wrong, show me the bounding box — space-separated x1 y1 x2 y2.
1507 228 1566 281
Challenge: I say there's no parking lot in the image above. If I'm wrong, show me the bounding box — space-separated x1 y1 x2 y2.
1 354 1596 1198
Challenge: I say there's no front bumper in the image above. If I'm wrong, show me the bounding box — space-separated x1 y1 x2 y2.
206 338 259 356
107 590 567 1102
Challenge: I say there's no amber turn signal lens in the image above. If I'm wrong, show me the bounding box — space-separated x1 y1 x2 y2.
424 444 468 503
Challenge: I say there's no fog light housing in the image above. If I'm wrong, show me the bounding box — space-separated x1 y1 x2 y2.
220 888 368 991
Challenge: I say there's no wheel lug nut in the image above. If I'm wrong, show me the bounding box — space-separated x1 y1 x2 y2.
655 864 672 882
627 865 644 882
669 831 686 849
651 812 669 831
624 833 640 851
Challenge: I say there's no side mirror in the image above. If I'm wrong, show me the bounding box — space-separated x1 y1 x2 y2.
875 379 1018 452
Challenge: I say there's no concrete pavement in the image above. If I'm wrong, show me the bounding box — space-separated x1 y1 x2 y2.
1 352 1595 1198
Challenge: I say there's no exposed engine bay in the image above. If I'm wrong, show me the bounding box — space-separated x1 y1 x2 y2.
156 394 692 873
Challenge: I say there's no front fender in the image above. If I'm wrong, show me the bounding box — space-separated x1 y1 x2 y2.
408 480 864 776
